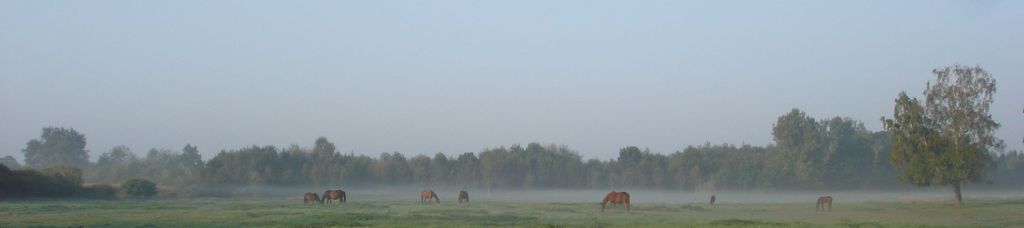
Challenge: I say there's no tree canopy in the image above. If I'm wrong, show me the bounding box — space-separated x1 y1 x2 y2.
883 64 1003 206
22 127 89 168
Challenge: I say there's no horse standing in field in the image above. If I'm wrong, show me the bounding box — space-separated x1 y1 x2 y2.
709 195 716 207
600 191 630 214
421 190 439 203
322 190 346 204
458 190 469 204
304 192 322 204
816 196 833 212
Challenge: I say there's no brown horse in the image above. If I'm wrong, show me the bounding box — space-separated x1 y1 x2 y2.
304 192 322 204
322 190 346 204
709 194 716 206
816 196 833 212
421 190 439 203
458 190 469 204
600 191 630 214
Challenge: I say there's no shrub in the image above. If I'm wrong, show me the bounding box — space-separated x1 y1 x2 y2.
1 165 86 199
81 184 118 200
41 165 83 195
122 178 157 198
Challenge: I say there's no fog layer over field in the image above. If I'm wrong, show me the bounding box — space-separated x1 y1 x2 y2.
208 186 1024 204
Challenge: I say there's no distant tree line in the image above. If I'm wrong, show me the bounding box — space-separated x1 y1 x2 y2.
9 108 1021 192
186 110 907 191
87 144 202 187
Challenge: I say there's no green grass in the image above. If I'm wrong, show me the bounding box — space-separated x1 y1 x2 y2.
1 198 1022 227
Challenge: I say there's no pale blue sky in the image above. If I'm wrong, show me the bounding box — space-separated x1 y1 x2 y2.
1 1 1022 161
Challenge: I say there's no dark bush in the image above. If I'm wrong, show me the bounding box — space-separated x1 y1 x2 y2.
41 165 83 195
81 184 118 200
1 165 86 199
122 178 157 198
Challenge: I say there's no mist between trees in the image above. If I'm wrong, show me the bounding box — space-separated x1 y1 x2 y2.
5 109 1022 194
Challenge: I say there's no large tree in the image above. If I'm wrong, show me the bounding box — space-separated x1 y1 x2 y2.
97 145 137 166
181 144 203 169
882 64 1002 206
772 109 824 185
313 137 336 156
22 127 90 168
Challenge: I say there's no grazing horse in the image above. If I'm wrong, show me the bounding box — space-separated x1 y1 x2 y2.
458 190 469 204
816 196 833 212
322 190 346 204
304 192 322 204
709 195 716 206
421 190 439 203
600 191 630 214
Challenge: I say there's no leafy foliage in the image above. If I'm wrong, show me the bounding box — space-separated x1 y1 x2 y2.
89 144 202 187
81 184 118 200
65 106 1019 191
1 156 20 169
22 127 89 168
0 164 109 199
883 64 1003 205
122 178 157 198
187 129 899 190
10 89 1020 194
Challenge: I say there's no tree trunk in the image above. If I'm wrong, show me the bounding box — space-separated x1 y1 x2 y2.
953 182 963 207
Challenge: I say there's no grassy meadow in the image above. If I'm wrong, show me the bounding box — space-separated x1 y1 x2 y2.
2 196 1023 227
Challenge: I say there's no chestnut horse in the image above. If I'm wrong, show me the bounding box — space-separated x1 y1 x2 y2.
816 196 833 212
304 192 322 204
421 190 439 203
458 190 469 204
322 190 346 204
600 191 630 214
